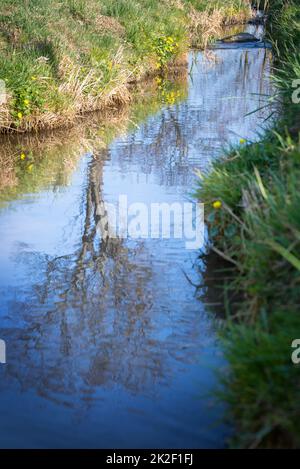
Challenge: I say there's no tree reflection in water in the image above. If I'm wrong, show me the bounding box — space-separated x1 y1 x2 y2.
0 45 274 446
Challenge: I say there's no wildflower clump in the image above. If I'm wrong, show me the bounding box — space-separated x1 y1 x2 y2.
151 35 179 70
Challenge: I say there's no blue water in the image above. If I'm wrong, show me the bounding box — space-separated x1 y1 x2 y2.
0 46 272 448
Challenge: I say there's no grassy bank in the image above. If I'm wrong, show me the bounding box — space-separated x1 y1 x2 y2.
0 0 251 133
196 0 300 448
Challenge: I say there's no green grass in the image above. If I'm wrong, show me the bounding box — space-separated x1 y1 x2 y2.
196 0 300 448
0 0 251 132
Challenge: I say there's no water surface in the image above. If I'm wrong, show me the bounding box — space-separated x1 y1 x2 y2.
0 45 272 448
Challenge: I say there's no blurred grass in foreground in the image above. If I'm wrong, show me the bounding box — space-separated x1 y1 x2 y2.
195 0 300 448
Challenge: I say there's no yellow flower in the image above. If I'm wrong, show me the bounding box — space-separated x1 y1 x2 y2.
31 76 37 81
20 153 26 160
24 99 30 106
239 138 246 145
213 200 222 209
27 164 34 172
17 112 23 119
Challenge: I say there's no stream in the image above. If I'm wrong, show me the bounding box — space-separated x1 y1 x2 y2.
0 33 273 448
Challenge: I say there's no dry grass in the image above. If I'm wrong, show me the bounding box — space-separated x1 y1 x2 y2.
188 4 252 48
189 8 225 48
94 15 126 37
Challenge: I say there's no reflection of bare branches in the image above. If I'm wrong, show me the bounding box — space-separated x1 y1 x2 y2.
0 46 274 419
0 152 180 407
117 106 191 187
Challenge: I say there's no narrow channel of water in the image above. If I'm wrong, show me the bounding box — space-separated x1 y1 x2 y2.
0 44 272 448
